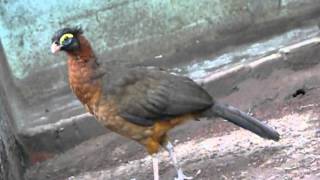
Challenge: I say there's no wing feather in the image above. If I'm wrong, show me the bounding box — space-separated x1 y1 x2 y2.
103 68 213 126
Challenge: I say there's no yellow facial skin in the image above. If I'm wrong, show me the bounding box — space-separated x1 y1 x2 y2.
59 33 74 45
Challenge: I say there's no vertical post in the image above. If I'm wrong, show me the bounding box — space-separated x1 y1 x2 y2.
0 39 27 180
0 39 26 129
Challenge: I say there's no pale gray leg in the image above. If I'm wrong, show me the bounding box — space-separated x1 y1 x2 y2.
165 142 193 180
152 154 160 180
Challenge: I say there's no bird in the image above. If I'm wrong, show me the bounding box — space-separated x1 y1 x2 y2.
51 27 280 180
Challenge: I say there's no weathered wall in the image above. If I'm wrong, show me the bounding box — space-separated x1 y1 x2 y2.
1 0 320 103
1 0 320 163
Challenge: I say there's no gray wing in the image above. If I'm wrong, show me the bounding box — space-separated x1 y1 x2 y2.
104 68 213 126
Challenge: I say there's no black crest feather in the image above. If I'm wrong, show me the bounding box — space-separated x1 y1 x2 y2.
51 26 83 43
71 26 83 35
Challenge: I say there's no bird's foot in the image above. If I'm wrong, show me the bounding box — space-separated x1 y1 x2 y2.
174 169 193 180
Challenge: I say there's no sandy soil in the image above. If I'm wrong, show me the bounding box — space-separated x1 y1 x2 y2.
67 106 320 180
25 64 320 180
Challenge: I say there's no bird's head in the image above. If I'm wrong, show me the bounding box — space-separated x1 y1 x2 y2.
51 27 83 54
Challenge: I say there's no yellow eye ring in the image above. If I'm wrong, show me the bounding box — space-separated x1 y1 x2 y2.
59 33 74 45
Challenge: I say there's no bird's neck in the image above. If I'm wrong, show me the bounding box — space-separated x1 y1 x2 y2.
67 36 102 107
66 36 96 62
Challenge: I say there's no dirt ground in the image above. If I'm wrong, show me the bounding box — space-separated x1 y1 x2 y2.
25 64 320 180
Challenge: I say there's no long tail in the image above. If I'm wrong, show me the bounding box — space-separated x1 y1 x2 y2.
204 101 280 141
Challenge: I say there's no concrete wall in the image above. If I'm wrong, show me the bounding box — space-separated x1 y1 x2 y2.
1 0 320 103
1 0 320 163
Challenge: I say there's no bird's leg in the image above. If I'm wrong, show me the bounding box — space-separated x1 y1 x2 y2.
152 154 160 180
165 141 193 180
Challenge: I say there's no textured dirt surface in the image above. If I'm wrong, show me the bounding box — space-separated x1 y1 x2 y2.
69 112 320 180
25 64 320 180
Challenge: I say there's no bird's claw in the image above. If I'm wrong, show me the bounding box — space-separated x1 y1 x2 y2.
174 176 193 180
174 170 193 180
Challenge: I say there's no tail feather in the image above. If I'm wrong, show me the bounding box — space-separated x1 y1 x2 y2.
205 101 280 141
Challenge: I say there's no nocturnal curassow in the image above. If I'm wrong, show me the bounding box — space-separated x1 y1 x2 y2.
51 27 280 180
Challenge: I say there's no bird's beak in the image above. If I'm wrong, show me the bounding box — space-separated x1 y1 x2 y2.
51 43 61 54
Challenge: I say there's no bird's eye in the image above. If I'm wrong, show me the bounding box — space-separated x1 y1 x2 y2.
59 33 74 45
